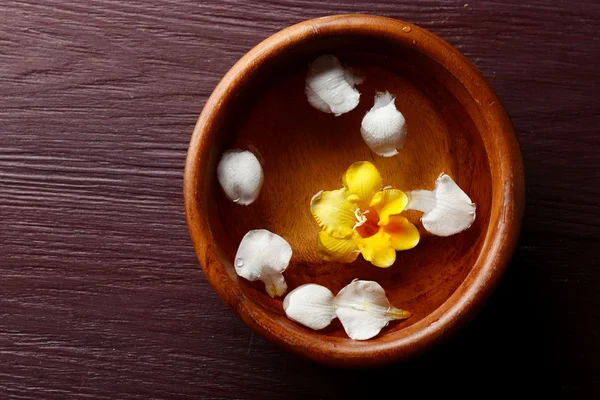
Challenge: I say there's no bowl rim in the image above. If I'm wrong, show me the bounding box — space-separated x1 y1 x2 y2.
184 14 525 367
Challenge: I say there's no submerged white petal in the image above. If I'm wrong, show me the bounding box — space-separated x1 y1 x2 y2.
343 67 365 86
360 91 407 157
406 173 476 237
283 284 336 330
333 280 411 341
217 150 264 205
305 55 361 116
234 229 292 297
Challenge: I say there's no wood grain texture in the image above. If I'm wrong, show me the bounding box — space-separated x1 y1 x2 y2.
0 0 598 398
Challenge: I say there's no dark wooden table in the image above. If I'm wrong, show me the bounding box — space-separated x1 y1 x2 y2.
2 1 598 398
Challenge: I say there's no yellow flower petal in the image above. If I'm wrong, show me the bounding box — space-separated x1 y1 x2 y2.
310 188 357 239
357 229 396 268
370 189 408 226
384 215 420 251
342 162 383 207
317 231 360 263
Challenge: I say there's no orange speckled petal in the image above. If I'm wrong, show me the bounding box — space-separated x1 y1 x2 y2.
384 215 420 251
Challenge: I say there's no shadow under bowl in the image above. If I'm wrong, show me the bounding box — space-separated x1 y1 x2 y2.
184 15 525 367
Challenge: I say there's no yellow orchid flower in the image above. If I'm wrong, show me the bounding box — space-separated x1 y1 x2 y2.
310 161 420 268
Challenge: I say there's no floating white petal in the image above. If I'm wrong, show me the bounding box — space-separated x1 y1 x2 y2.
283 280 411 340
360 91 407 157
234 229 292 297
283 284 336 330
406 173 476 237
217 150 264 205
305 55 361 116
334 280 410 340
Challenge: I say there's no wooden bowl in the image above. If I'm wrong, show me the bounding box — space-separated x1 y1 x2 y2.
184 15 525 367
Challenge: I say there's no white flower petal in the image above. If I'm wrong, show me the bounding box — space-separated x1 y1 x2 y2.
234 229 292 297
305 85 332 113
217 150 264 205
333 280 411 340
360 91 407 157
283 284 336 330
305 55 361 116
406 173 476 237
343 67 365 86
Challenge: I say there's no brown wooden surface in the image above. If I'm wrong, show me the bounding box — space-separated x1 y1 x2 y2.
1 0 598 398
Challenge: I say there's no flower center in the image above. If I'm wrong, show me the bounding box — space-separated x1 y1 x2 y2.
353 208 380 238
